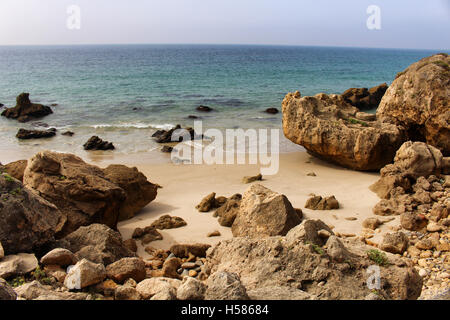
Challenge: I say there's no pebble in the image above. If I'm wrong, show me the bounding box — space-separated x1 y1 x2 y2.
181 262 196 269
419 269 428 277
427 222 443 232
188 270 197 277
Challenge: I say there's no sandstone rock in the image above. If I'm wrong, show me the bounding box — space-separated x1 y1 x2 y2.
114 286 141 300
342 83 388 110
170 243 211 258
286 219 334 247
426 222 444 232
416 239 434 251
216 197 241 227
0 253 38 278
64 259 107 290
15 280 88 300
150 215 187 229
377 53 450 155
282 92 404 171
242 174 262 184
0 242 3 259
1 93 53 122
0 278 17 300
123 239 137 253
136 277 181 299
4 160 27 182
205 271 249 300
0 174 65 255
23 151 126 236
16 128 56 140
400 212 428 231
103 165 158 221
162 257 182 279
207 231 221 237
362 217 381 230
380 232 409 254
176 277 206 300
106 257 146 283
83 136 115 150
59 224 135 265
305 195 339 210
140 228 163 245
40 248 77 267
196 192 217 212
232 184 302 238
247 286 315 300
325 236 353 263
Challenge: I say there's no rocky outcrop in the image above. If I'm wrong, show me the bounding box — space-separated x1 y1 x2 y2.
103 165 158 221
23 151 126 236
58 224 135 265
377 53 450 156
282 92 405 171
1 93 53 122
0 173 65 255
342 83 388 110
205 219 423 300
16 128 56 139
3 160 27 182
231 184 302 238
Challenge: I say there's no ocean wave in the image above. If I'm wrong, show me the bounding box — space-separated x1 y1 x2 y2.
89 123 175 130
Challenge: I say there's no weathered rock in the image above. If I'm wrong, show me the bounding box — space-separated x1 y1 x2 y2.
305 195 339 210
123 239 138 253
114 286 141 300
400 212 428 231
136 277 181 299
162 257 182 279
4 160 27 182
106 257 146 283
176 277 206 300
59 224 135 265
16 128 56 139
1 93 53 122
14 280 88 300
325 236 353 263
380 232 409 254
83 136 115 151
247 286 315 300
282 92 405 171
150 215 187 229
23 151 126 236
40 248 77 267
169 243 211 258
216 198 241 227
102 165 158 221
242 174 262 184
0 173 65 254
64 259 107 290
196 192 217 212
0 242 3 259
0 278 17 300
362 217 381 230
205 271 249 300
152 124 202 143
232 184 302 238
207 230 221 237
342 83 388 111
286 219 334 247
0 253 38 279
138 227 163 245
377 53 450 155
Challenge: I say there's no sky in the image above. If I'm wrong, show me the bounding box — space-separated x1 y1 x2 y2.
0 0 449 49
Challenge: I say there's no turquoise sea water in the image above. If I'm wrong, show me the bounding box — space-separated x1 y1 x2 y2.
0 44 440 162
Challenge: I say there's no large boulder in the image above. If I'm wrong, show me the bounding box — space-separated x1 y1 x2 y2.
58 224 135 265
205 219 422 300
1 93 53 122
282 92 405 171
0 173 65 255
342 83 388 110
0 253 38 279
103 165 158 221
23 151 126 236
377 53 450 156
231 184 302 238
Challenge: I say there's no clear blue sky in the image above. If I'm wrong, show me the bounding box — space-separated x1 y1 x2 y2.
0 0 449 49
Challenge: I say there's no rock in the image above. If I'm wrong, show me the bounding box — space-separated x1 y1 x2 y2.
136 277 181 299
176 277 206 300
196 192 217 212
232 184 302 238
152 125 203 144
370 142 444 199
150 215 187 229
1 93 53 122
242 173 262 184
102 165 158 221
205 271 249 300
377 53 450 155
4 160 27 182
114 286 141 300
106 257 146 283
0 173 65 255
0 253 38 279
282 92 404 171
123 239 138 253
16 128 56 139
64 259 106 290
40 248 77 267
380 232 409 254
61 131 74 136
196 105 213 112
426 222 444 232
265 108 279 114
362 217 381 230
305 195 340 210
286 219 334 246
0 242 3 259
23 151 126 236
161 146 173 153
216 197 241 227
188 270 198 277
400 212 428 231
205 231 422 300
140 227 163 245
0 278 17 300
150 287 177 300
59 224 135 265
341 83 388 110
83 136 115 150
306 172 316 177
181 262 197 269
326 236 353 263
207 231 221 237
416 239 434 250
162 257 182 279
247 286 315 300
169 243 211 258
14 280 88 300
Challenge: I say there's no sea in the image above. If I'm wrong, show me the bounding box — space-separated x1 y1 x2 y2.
0 44 440 163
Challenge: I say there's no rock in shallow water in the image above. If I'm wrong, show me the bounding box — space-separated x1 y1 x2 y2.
83 136 115 150
16 128 56 139
1 93 53 123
